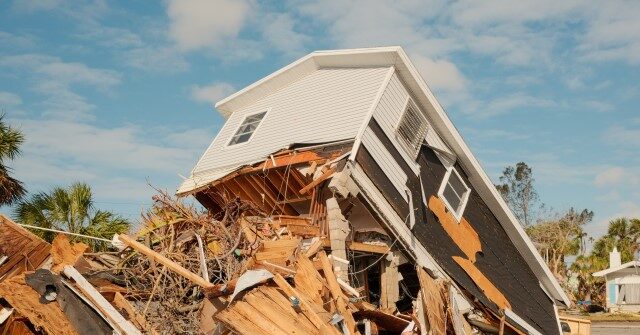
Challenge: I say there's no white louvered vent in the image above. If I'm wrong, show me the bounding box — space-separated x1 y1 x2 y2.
396 99 428 158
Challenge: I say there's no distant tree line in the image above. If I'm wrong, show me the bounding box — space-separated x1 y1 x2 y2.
496 162 639 306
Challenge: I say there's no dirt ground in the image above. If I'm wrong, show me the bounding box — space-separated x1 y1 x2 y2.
591 322 640 335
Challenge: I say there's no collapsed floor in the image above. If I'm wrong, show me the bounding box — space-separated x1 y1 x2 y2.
0 146 529 335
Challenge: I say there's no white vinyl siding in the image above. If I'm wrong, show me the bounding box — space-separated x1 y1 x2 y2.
361 128 408 200
188 67 390 180
367 72 421 177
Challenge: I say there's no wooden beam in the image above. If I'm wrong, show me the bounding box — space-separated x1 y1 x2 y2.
347 242 390 254
117 234 213 288
299 167 336 194
250 151 326 172
318 251 357 334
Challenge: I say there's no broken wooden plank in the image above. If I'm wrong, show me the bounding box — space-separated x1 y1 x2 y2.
112 292 158 335
318 251 357 334
271 273 326 330
304 238 325 258
299 166 336 194
0 275 78 335
348 242 389 254
245 292 313 335
62 266 141 335
116 234 213 288
417 267 446 335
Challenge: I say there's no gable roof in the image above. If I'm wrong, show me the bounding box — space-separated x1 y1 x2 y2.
593 261 640 277
203 46 571 307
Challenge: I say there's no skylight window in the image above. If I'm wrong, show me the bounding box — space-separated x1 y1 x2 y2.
396 99 429 158
438 167 471 221
228 111 267 146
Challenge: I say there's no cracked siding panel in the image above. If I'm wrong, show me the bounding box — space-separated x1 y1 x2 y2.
190 67 390 179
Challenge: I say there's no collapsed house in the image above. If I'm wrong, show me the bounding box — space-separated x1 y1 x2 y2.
176 46 570 335
0 46 570 335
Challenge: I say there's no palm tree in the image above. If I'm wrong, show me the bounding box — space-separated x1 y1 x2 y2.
0 114 26 205
14 182 130 250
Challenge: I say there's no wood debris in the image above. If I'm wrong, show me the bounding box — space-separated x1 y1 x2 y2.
0 148 518 335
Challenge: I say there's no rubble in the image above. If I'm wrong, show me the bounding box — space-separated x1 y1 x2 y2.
0 146 531 335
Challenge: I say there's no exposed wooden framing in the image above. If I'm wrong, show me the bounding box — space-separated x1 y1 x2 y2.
276 195 312 204
299 167 336 194
249 151 327 172
224 179 254 204
247 175 279 209
240 176 270 207
117 234 213 288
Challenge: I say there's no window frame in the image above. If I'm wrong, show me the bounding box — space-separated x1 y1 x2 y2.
437 166 471 222
395 97 429 159
226 109 269 147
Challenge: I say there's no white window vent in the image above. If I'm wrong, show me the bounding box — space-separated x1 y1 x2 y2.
396 99 429 158
438 167 471 221
228 111 267 146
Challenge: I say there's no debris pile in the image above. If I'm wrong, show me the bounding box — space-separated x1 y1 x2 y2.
0 147 524 335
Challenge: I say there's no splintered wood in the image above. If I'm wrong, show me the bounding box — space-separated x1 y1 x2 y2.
0 275 79 335
417 267 447 335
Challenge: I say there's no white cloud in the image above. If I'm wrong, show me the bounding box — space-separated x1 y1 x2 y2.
261 13 309 56
0 54 121 119
9 116 214 200
449 0 582 27
0 91 22 107
0 31 35 49
167 0 251 51
594 167 637 187
463 93 555 118
603 125 640 145
124 46 189 73
191 82 236 106
11 0 65 12
579 1 640 64
412 55 467 91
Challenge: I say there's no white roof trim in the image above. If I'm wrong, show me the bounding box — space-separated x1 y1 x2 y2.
593 261 640 277
208 46 570 307
215 46 403 118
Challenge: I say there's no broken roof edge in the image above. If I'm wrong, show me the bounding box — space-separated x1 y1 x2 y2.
176 139 354 196
593 261 640 277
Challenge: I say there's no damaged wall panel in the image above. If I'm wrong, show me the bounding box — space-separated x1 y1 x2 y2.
414 145 559 335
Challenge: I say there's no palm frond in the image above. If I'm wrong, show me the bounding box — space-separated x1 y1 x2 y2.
0 114 24 162
0 166 26 205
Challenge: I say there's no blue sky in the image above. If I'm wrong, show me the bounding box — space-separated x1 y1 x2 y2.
0 0 638 240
